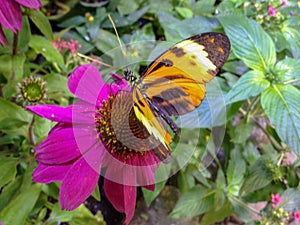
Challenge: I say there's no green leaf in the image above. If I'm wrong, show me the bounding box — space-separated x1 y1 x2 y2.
91 185 101 201
219 16 276 72
282 26 300 59
0 98 31 122
222 60 248 76
226 70 270 104
28 9 53 40
28 35 65 71
142 180 167 206
228 196 252 222
102 6 149 28
69 205 106 225
241 156 273 194
227 147 246 196
267 29 287 52
0 118 28 131
261 84 300 155
12 53 26 82
175 7 193 19
274 58 300 83
0 157 18 188
230 119 254 144
142 160 171 206
193 0 216 16
158 12 218 42
0 176 22 212
48 203 75 223
170 185 214 218
0 53 25 82
201 200 233 225
282 188 300 211
0 184 42 225
117 0 139 15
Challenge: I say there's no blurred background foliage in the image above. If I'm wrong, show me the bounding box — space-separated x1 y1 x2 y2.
0 0 300 224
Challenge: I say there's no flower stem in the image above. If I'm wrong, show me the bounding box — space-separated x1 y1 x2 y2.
29 116 36 146
12 31 18 55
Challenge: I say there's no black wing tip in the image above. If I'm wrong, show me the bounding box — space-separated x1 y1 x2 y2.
189 32 231 69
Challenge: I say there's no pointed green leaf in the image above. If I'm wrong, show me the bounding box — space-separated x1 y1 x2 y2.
0 157 18 188
282 188 300 211
142 180 167 207
241 156 273 194
29 35 65 70
28 9 53 40
282 26 300 59
261 84 300 155
227 148 246 196
228 196 252 222
0 98 31 122
274 58 300 83
219 16 276 72
201 200 233 225
170 185 214 218
226 70 270 104
0 184 41 225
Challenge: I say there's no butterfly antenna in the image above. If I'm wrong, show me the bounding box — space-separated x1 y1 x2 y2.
108 14 127 57
77 52 113 68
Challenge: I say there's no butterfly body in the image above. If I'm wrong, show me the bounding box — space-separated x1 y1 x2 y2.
124 32 230 161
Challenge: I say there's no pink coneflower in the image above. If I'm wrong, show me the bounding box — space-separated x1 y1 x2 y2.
0 0 41 46
268 6 277 17
27 64 166 224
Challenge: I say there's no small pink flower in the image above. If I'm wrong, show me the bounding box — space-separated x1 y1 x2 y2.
268 6 277 17
294 211 300 220
282 0 289 6
68 40 81 55
271 193 283 206
52 38 81 54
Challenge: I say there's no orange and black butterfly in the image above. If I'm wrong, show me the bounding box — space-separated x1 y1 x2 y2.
124 32 230 161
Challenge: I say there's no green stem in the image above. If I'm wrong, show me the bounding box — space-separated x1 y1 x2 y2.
29 116 36 146
245 96 260 123
12 31 18 55
252 118 283 150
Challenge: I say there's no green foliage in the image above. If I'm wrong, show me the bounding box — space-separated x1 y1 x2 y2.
1 0 300 224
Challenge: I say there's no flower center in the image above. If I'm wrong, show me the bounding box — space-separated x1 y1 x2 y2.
95 92 151 161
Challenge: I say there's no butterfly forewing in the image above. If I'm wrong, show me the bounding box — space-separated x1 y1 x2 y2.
140 32 230 116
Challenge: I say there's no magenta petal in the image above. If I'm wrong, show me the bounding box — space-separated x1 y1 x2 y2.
111 73 130 91
68 64 106 105
0 25 8 46
104 179 136 225
36 126 82 164
0 0 22 32
33 163 71 183
143 184 155 191
36 123 101 165
26 104 72 123
60 146 103 210
15 0 41 10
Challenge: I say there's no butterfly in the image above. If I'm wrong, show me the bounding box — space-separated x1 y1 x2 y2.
123 32 230 161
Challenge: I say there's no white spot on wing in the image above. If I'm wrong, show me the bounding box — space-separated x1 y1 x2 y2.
176 40 216 71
